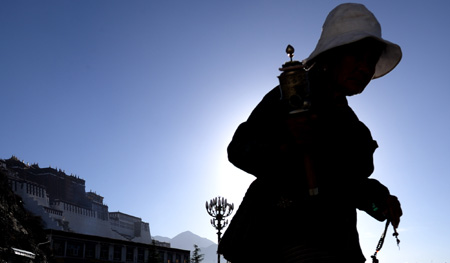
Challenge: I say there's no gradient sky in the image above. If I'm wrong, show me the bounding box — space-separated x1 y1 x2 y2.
1 1 449 262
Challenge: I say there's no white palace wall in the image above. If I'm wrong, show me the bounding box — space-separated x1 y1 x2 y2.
3 159 152 245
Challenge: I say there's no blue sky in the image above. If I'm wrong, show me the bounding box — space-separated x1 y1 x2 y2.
1 1 450 262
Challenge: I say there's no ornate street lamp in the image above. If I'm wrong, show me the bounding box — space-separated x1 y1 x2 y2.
205 196 234 263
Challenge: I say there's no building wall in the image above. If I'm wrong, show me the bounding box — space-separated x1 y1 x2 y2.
9 177 49 207
48 230 190 263
2 158 152 245
109 212 152 244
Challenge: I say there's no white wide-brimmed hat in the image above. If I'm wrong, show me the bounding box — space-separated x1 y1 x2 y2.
304 3 402 78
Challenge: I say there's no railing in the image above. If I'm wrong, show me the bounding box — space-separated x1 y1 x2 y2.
44 206 63 216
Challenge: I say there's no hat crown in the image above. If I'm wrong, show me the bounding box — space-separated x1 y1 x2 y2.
321 4 381 41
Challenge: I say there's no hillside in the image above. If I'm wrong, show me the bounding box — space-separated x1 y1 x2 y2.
171 231 215 250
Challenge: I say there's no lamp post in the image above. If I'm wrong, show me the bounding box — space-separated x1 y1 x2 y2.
205 196 234 263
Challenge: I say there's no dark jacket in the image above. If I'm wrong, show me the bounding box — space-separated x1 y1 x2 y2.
218 86 390 263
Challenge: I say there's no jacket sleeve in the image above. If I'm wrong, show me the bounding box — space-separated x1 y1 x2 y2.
298 104 378 194
317 108 392 220
302 104 394 218
227 87 302 179
355 178 391 221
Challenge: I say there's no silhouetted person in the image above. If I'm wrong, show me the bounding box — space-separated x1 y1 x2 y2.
218 3 403 263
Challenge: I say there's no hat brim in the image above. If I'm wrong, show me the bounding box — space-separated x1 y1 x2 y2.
304 32 402 79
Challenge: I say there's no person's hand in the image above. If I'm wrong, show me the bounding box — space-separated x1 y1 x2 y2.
384 195 402 229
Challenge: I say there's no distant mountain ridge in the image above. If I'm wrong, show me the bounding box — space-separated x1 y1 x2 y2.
154 231 225 263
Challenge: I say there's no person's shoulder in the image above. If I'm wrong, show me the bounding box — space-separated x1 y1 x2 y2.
247 86 284 121
254 86 282 109
261 86 281 101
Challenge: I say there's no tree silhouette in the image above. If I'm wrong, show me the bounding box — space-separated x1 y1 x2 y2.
190 244 204 263
148 240 163 263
